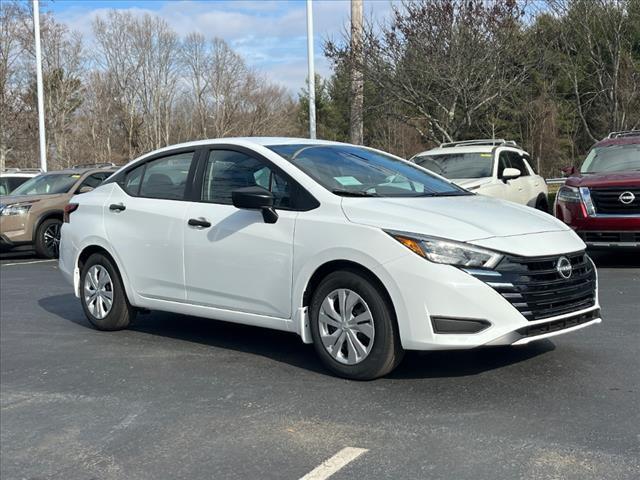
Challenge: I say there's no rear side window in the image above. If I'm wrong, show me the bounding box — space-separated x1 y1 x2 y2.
201 150 291 207
78 172 111 191
123 165 144 196
139 152 194 200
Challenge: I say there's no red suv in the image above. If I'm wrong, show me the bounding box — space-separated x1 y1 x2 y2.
554 131 639 248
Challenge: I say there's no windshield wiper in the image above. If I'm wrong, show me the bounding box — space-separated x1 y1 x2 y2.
416 191 471 197
331 189 379 197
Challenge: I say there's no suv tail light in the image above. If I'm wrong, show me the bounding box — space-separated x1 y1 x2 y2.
63 203 79 223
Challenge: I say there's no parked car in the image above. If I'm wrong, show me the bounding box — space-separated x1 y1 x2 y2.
0 164 116 258
60 138 601 380
0 168 42 195
411 139 549 211
555 131 639 248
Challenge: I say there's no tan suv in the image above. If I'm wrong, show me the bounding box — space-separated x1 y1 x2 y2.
0 164 116 258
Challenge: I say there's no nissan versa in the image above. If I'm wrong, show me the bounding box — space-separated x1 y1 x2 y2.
59 138 601 379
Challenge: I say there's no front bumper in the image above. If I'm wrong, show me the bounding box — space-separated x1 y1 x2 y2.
375 252 601 351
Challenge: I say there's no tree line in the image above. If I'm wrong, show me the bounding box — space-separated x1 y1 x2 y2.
1 0 639 178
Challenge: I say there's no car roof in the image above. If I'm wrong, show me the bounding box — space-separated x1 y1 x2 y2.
127 137 347 163
43 167 118 175
593 135 639 149
0 172 39 177
415 145 497 156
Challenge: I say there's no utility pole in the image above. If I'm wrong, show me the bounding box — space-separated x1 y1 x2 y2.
306 0 316 139
33 0 47 171
349 0 364 145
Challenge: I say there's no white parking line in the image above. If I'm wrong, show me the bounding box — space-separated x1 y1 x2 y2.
299 447 368 480
1 259 56 267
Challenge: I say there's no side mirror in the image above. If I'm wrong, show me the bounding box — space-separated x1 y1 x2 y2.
232 186 278 224
501 167 521 182
78 186 94 194
561 166 577 177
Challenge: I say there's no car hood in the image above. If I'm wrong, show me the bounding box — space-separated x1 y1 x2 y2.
341 194 570 243
566 171 640 188
0 193 65 206
451 177 492 190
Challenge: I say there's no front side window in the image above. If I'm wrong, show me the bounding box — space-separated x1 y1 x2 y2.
139 152 194 200
270 144 468 197
11 173 80 196
202 150 291 207
580 144 640 173
508 153 530 176
413 152 494 179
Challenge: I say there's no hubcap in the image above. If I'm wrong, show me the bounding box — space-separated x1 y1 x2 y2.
83 265 114 319
318 289 375 365
43 222 61 256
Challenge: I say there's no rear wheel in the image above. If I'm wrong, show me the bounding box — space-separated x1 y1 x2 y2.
80 253 136 331
34 218 62 258
309 270 404 380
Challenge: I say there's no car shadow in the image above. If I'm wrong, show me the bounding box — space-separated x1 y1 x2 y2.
0 251 37 262
589 250 640 268
389 341 556 379
39 293 557 380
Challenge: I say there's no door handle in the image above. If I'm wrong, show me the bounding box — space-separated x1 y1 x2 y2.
109 203 126 212
188 217 211 228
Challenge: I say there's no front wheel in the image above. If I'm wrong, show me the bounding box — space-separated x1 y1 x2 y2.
80 253 136 331
535 196 549 213
34 218 62 258
309 270 404 380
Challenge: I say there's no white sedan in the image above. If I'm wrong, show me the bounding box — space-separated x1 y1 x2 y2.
59 137 599 379
412 139 549 211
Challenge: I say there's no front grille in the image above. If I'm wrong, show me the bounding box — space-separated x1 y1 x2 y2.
590 187 640 214
516 308 600 338
579 231 640 244
467 251 597 321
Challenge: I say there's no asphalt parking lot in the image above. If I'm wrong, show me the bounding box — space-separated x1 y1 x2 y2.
1 251 638 480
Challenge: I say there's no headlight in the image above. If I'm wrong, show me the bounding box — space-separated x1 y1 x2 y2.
386 230 504 269
0 203 34 216
557 185 581 203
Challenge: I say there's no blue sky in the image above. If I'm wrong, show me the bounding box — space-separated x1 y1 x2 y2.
46 0 396 93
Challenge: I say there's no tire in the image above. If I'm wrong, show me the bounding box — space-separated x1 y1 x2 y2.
535 196 549 213
34 218 62 258
80 253 136 331
309 269 404 380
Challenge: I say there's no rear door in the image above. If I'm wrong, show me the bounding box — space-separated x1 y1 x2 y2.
104 150 197 301
183 148 297 319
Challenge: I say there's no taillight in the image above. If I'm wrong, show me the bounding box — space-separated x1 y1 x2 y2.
63 203 79 223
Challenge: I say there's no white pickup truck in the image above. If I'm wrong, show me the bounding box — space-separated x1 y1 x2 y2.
411 139 549 211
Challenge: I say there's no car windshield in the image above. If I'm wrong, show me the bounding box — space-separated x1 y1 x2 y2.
269 144 469 197
580 144 640 173
412 153 494 179
10 173 79 195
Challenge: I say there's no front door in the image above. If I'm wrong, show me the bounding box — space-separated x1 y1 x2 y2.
183 149 296 319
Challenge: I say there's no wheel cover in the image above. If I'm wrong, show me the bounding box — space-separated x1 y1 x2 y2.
83 265 114 319
43 222 61 256
318 288 375 365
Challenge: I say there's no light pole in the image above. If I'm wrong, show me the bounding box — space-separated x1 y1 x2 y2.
350 0 364 145
33 0 47 171
306 0 316 139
